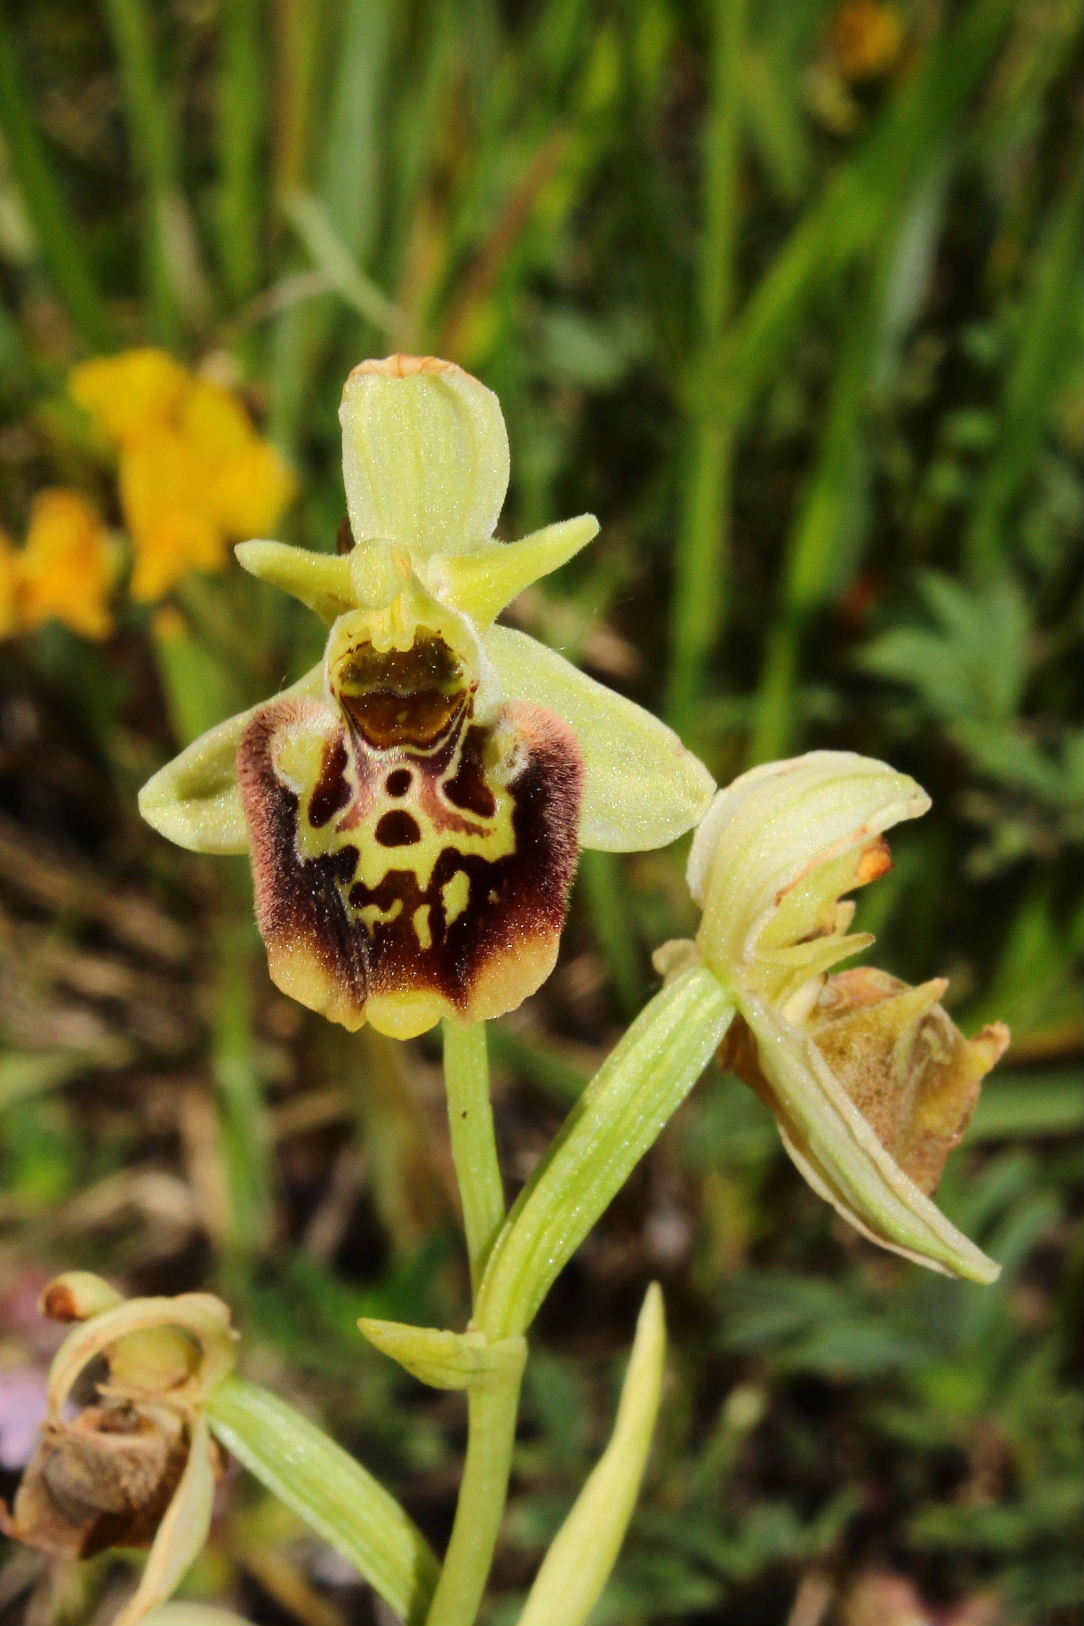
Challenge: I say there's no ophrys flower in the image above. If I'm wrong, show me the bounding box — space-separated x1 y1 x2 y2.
141 355 714 1039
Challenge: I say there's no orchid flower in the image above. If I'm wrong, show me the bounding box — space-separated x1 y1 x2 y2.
658 750 1009 1282
140 355 714 1039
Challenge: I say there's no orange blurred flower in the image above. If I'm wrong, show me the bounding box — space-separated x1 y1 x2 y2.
1 491 116 641
70 349 296 602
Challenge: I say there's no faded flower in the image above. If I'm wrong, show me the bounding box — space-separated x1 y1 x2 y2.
1 1273 236 1626
659 750 1008 1281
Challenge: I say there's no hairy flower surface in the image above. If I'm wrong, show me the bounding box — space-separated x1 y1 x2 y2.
70 348 296 601
141 355 714 1038
661 750 1008 1281
0 489 116 640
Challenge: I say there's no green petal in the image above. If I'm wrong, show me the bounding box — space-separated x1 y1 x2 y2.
339 357 509 557
235 540 354 624
743 993 1000 1283
138 664 324 854
484 625 715 851
426 514 599 626
517 1284 666 1626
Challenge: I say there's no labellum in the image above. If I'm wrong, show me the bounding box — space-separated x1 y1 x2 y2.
238 605 582 1039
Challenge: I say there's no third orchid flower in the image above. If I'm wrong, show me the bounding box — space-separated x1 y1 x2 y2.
141 355 714 1039
659 750 1009 1283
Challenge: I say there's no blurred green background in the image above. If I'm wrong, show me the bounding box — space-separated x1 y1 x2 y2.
1 1 1081 1622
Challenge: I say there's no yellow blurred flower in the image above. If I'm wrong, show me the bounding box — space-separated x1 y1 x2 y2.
0 531 19 637
1 490 116 640
70 348 296 602
827 0 904 83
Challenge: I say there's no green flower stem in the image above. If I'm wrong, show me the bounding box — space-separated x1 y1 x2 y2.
442 1020 505 1293
422 1340 526 1626
422 1020 519 1626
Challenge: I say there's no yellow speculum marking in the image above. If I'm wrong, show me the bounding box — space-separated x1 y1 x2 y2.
441 869 471 925
359 898 404 932
276 706 517 891
413 905 433 949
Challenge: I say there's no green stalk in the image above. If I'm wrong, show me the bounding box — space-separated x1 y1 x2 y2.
965 166 1084 581
665 0 746 739
0 14 114 348
101 0 185 341
422 1344 525 1626
420 1020 518 1626
476 965 735 1339
442 1020 505 1293
211 898 272 1277
217 0 265 305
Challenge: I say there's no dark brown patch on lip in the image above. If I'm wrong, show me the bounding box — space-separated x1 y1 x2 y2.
239 699 370 1016
385 768 412 796
309 732 351 828
238 693 583 1030
346 703 582 1014
336 515 354 555
443 725 498 818
333 637 469 750
375 810 421 847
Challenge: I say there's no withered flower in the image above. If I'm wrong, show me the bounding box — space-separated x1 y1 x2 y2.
140 355 713 1038
659 751 1009 1281
1 1274 236 1626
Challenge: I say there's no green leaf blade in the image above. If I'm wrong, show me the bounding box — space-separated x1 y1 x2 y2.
206 1377 439 1626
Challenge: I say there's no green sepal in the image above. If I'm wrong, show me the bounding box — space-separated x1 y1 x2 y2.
743 992 1001 1283
235 540 355 625
359 1319 527 1391
138 663 323 854
339 360 509 558
517 1284 666 1626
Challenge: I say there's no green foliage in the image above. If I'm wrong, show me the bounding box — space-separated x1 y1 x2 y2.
1 0 1080 1622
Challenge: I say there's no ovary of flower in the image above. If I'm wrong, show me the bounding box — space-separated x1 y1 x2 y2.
8 489 116 639
140 355 715 1038
671 750 1008 1283
70 349 296 602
